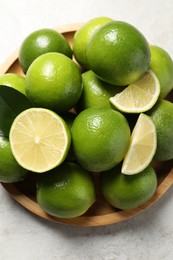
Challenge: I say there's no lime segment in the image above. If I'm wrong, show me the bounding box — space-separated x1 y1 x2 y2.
110 71 160 113
122 113 157 175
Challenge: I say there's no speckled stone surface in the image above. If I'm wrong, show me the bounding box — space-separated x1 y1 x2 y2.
0 0 173 259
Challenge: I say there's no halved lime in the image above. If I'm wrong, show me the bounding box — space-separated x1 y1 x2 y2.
9 108 71 173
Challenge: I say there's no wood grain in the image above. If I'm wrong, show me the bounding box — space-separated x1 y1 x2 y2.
1 24 173 226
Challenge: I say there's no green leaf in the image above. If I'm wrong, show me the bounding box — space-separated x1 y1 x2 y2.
0 85 34 137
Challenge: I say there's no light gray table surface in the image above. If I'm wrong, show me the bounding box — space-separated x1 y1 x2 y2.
0 0 173 259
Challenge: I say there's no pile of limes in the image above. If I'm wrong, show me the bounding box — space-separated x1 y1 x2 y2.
0 17 173 219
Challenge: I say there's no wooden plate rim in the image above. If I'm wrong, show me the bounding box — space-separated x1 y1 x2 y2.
2 167 173 226
0 23 83 75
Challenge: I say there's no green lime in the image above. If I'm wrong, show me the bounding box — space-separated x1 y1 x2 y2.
19 28 72 73
86 21 151 86
101 164 157 210
0 136 28 183
73 17 112 69
25 52 82 112
36 162 95 218
77 70 122 111
71 108 130 172
147 99 173 161
149 45 173 98
0 73 26 95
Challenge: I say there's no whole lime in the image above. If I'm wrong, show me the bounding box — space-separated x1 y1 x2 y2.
71 108 131 172
147 99 173 161
0 73 26 95
19 28 72 73
86 21 151 86
149 45 173 98
77 70 122 111
73 17 112 69
25 53 82 112
36 162 95 218
0 136 28 183
101 164 157 210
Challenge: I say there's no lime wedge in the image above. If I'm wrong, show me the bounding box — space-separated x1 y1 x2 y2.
10 108 71 173
110 71 160 113
122 113 157 175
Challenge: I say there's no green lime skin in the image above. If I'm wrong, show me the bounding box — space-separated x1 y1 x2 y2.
86 21 151 86
77 70 122 111
149 45 173 98
101 164 157 210
0 136 28 183
25 53 83 112
0 73 26 95
19 28 72 73
73 16 113 69
71 108 131 172
147 99 173 161
36 162 95 218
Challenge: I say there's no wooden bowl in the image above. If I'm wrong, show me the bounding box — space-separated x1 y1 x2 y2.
0 24 173 226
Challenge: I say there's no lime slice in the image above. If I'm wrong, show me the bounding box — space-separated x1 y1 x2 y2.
122 113 157 175
110 71 160 113
9 108 71 173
